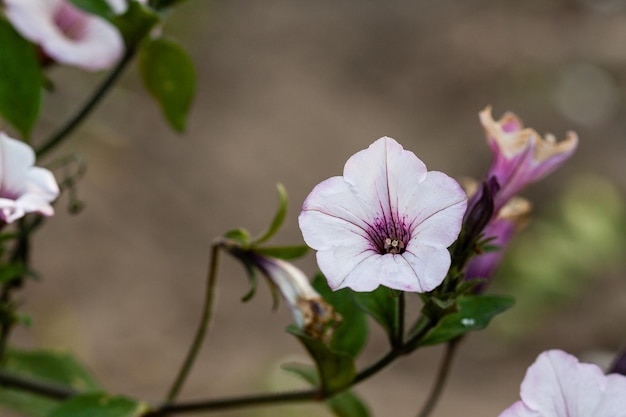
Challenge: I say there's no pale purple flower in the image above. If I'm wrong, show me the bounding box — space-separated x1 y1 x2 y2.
251 255 339 338
480 107 578 212
2 0 131 71
464 196 531 293
298 137 467 293
0 132 59 224
499 350 626 417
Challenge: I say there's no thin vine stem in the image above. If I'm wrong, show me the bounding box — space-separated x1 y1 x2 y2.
416 337 461 417
0 370 76 400
165 243 221 402
35 47 136 159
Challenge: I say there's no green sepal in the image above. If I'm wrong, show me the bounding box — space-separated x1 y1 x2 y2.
112 1 160 47
252 184 288 246
312 274 367 358
287 326 356 394
48 393 149 417
282 364 371 417
0 349 101 417
69 0 114 19
418 295 515 346
138 37 196 132
352 286 398 344
0 18 42 138
223 228 251 247
240 258 258 303
254 245 309 260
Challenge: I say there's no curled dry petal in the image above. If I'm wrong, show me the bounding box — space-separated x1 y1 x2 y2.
299 137 467 293
499 350 626 417
0 132 59 223
480 107 578 212
3 0 127 71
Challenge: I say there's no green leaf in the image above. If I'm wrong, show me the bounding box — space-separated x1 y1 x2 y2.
69 0 114 19
223 228 251 247
418 295 515 346
0 18 42 138
283 364 371 417
254 245 309 260
0 349 101 417
352 286 398 342
287 326 356 394
312 274 367 358
49 393 149 417
112 1 160 47
138 37 195 132
0 264 29 283
326 390 371 417
252 184 288 245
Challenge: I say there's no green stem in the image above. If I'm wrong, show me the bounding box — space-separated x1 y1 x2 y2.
165 243 221 402
416 338 461 417
35 47 136 159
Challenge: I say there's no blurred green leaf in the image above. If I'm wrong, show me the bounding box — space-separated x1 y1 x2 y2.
69 0 113 18
312 275 367 358
418 295 514 346
113 1 160 47
138 37 195 132
49 393 149 417
253 184 288 245
0 18 42 138
287 326 356 394
223 228 250 246
0 349 100 417
0 264 29 283
149 0 188 9
282 363 371 417
254 245 309 260
352 286 398 343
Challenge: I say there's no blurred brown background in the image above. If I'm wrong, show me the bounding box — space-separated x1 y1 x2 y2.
12 0 626 416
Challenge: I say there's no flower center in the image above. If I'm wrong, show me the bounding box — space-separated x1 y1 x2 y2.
384 237 405 254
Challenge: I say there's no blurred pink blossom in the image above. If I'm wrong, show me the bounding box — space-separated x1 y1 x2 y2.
2 0 140 71
480 107 578 212
0 133 59 224
499 350 626 417
299 137 467 293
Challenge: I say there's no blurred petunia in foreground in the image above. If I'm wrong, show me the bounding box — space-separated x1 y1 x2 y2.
0 132 59 224
248 254 339 339
299 137 467 293
499 350 626 417
480 107 578 212
2 0 131 71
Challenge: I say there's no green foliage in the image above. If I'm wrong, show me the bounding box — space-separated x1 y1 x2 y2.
287 326 356 394
283 364 371 417
138 37 196 132
352 286 398 344
0 349 101 417
69 0 114 18
113 1 160 47
253 184 289 245
418 295 515 346
0 18 42 138
312 275 368 358
49 393 149 417
149 0 189 10
0 264 30 284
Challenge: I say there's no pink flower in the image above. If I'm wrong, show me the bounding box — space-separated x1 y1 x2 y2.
0 132 59 224
299 137 467 293
2 0 130 71
480 107 578 212
499 350 626 417
464 196 531 292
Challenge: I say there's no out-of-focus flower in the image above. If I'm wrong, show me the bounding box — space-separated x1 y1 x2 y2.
0 132 59 224
609 347 626 377
2 0 135 71
464 195 531 292
299 137 467 293
250 254 340 339
499 350 626 417
480 107 578 212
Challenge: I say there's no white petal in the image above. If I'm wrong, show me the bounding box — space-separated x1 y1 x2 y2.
498 401 540 417
403 171 467 247
316 245 377 290
0 133 36 197
401 244 451 292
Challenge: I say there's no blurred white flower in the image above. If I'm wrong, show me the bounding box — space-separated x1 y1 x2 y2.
0 132 59 224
